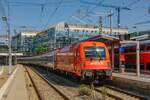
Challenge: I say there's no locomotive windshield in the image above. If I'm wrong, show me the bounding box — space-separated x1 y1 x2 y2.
84 46 106 60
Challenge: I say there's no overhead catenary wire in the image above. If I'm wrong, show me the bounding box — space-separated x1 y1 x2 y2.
78 0 142 28
7 0 75 32
126 0 141 7
0 0 6 17
39 0 48 23
59 0 142 28
2 0 144 32
42 0 64 29
88 0 105 13
9 1 76 7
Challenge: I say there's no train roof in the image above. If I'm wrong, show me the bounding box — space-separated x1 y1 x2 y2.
19 51 54 59
85 34 119 41
121 40 150 48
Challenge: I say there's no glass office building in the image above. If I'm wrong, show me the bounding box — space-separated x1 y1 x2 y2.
130 30 150 40
12 22 128 55
33 22 128 52
33 22 100 51
12 31 37 56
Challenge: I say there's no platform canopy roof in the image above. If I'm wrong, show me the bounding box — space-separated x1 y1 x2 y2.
84 33 120 45
0 53 23 56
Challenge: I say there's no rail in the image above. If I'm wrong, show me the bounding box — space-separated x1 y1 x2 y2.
26 66 70 100
24 66 42 100
105 85 148 100
95 87 123 100
95 85 148 100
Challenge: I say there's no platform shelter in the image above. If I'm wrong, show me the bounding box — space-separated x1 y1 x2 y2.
84 34 141 77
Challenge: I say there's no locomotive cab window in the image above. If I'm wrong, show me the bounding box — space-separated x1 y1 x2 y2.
84 46 106 60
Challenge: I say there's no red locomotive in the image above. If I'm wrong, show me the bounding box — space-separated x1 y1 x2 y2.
55 41 112 81
19 41 112 82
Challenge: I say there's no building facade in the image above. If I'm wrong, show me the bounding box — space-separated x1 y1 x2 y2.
12 31 37 56
33 22 128 52
130 30 150 40
12 22 128 56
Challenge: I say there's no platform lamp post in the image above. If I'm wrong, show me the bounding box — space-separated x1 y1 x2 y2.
99 16 103 34
65 23 70 45
2 16 12 74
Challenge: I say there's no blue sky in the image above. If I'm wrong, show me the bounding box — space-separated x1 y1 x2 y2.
0 0 150 35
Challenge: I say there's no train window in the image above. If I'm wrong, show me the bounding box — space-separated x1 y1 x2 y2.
84 46 106 60
114 48 119 53
124 48 128 53
131 48 136 52
126 47 135 52
147 46 150 51
140 46 144 52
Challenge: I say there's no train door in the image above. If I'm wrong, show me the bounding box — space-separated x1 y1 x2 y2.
145 45 150 71
140 45 145 70
114 46 120 69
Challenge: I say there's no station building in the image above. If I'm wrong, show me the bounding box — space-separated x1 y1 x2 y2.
12 31 38 56
0 44 8 65
11 22 128 56
130 30 150 40
33 22 128 53
0 43 23 65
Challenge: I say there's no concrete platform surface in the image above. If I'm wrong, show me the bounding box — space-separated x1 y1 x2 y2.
0 65 28 100
113 72 150 83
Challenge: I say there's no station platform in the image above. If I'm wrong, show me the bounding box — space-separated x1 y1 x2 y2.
0 65 28 100
112 72 150 98
112 72 150 83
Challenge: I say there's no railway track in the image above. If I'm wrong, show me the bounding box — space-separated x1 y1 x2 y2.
25 66 42 100
24 65 149 100
24 66 70 100
95 85 147 100
31 66 85 100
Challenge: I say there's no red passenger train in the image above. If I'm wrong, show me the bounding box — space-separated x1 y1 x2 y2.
19 41 112 82
121 40 150 72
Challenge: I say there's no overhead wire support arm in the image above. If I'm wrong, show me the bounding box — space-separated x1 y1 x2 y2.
79 0 131 28
79 0 131 10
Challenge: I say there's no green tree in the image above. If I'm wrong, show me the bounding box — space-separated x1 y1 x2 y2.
34 44 47 55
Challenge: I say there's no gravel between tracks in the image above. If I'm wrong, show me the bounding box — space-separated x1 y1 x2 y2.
34 67 83 100
96 86 140 100
26 67 66 100
26 65 143 100
34 66 114 100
